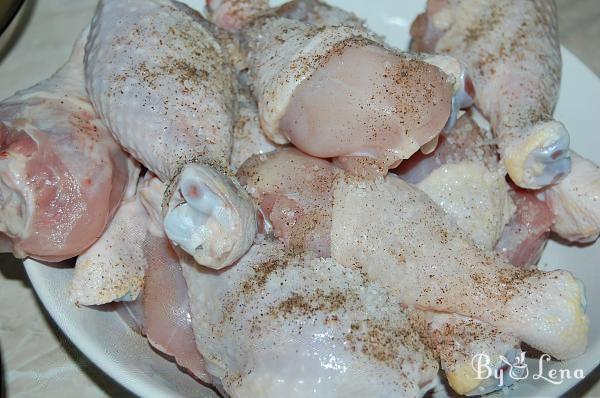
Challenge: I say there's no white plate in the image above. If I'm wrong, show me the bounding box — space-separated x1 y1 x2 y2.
15 0 600 397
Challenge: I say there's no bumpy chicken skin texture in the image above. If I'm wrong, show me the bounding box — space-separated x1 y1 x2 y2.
86 0 236 181
411 0 570 189
85 0 257 269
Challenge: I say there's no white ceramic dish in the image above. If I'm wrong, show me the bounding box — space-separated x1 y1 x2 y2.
16 1 600 397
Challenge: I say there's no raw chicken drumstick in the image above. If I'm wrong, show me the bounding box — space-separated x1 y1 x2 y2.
411 0 571 189
85 0 256 269
331 174 588 361
183 238 440 398
0 28 134 261
238 148 522 395
208 0 473 177
238 148 588 361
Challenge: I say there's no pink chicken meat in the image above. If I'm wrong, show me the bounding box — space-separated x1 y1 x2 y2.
142 233 210 382
208 0 473 177
0 28 132 261
496 187 554 267
139 174 209 382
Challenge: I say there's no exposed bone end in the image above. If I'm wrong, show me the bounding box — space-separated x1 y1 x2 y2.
504 120 571 189
419 135 439 155
164 163 257 269
420 54 474 132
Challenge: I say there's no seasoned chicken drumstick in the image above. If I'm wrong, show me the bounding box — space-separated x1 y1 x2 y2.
411 0 571 189
396 112 599 264
239 148 587 361
85 0 256 269
332 175 587 360
237 148 523 396
183 238 439 398
209 0 472 177
0 28 134 261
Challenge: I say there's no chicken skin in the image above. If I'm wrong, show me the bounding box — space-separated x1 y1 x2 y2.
183 238 439 398
411 0 571 189
209 0 472 177
85 0 256 269
0 28 133 261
